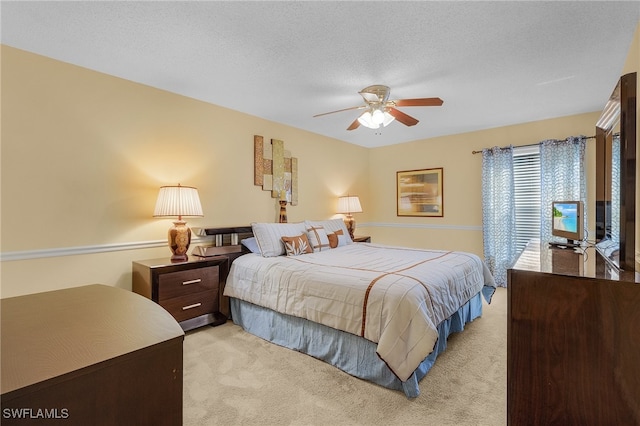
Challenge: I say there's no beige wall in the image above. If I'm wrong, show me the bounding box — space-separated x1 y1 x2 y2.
363 20 639 259
622 21 639 109
363 112 600 255
0 46 370 297
1 21 638 298
622 23 640 251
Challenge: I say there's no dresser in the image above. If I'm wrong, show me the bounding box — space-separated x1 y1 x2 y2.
1 284 184 425
508 241 640 425
132 256 228 331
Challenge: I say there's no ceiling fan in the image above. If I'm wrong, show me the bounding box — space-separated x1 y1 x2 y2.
313 85 443 131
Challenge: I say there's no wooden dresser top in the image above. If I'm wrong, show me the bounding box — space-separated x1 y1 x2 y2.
1 284 184 395
511 240 640 283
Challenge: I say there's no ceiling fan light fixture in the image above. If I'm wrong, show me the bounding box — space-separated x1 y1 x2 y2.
357 111 379 129
382 110 395 127
314 85 443 132
371 108 385 125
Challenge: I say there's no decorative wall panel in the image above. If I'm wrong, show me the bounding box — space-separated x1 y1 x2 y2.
254 135 298 205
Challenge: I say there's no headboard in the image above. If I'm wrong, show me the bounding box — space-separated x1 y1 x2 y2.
199 226 254 319
202 226 253 238
197 226 254 259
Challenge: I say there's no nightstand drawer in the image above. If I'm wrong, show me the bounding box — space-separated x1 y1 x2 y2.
132 256 228 331
158 266 219 301
160 290 217 322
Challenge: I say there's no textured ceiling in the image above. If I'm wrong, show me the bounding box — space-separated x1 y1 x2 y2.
2 1 639 148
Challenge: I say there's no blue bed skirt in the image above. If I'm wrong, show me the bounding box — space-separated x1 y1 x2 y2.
230 292 483 398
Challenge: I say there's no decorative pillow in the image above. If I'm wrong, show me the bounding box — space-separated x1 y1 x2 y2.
305 219 353 244
281 234 313 256
306 225 331 252
327 229 345 248
241 237 261 254
252 222 307 257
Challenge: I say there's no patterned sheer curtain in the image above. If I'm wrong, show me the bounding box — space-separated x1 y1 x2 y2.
540 136 587 243
611 134 621 243
482 146 516 287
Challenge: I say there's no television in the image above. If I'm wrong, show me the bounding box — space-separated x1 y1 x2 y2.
551 201 584 247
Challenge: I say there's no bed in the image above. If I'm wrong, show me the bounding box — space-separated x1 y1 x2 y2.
222 220 496 398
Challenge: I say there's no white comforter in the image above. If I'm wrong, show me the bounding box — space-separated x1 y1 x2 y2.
224 243 496 381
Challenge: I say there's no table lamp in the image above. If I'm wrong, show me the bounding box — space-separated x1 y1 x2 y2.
336 195 362 240
154 184 204 262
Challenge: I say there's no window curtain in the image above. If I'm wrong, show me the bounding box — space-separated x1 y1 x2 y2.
611 134 621 243
540 136 587 243
481 146 516 287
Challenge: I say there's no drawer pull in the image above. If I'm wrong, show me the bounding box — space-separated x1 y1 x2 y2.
182 303 202 311
182 279 202 285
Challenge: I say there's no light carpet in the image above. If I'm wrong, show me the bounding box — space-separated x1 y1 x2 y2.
183 287 506 425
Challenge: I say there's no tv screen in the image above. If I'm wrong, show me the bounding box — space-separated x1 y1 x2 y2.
552 201 583 244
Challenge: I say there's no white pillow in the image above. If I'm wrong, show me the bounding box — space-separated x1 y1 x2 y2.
305 225 331 252
305 219 353 244
251 222 307 257
241 237 261 254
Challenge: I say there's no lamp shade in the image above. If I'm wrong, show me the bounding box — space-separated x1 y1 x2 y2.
357 108 396 130
154 184 203 262
371 109 385 125
382 111 396 127
357 111 378 129
153 185 203 219
336 196 363 214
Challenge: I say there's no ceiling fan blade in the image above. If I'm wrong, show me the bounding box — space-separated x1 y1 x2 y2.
387 107 419 126
393 97 443 107
347 117 361 131
313 105 366 118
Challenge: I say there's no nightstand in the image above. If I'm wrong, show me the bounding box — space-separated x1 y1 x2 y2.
353 235 371 243
132 256 228 331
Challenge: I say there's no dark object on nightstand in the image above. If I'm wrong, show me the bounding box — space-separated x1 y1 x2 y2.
352 235 371 243
133 256 228 331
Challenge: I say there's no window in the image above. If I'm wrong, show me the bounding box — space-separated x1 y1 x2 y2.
513 145 540 252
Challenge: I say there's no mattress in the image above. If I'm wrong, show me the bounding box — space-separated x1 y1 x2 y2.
224 242 496 381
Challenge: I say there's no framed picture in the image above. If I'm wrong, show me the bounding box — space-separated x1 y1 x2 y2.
397 168 443 217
